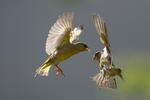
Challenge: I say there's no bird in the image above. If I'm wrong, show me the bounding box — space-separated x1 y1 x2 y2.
92 14 123 89
35 12 90 77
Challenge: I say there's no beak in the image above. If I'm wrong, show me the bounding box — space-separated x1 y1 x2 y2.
85 48 90 52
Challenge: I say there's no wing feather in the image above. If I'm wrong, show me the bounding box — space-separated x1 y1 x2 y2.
70 25 83 43
45 12 74 55
93 14 111 54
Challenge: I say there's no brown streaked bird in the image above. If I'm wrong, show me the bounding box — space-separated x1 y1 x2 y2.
35 12 90 77
92 14 123 89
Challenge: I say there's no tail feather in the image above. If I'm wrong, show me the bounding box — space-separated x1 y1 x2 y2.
92 72 103 85
34 64 52 77
92 72 117 89
103 77 117 88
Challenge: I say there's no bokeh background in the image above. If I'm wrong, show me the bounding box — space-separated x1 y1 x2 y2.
1 0 150 100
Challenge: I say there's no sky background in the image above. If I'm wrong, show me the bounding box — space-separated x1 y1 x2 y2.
1 0 150 100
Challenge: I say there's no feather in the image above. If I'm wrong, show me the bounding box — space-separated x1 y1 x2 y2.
92 14 111 54
45 12 74 55
70 25 83 43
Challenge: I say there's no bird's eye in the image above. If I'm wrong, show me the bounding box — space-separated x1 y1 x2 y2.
84 45 87 48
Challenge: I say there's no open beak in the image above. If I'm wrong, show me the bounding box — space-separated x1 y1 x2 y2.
85 48 90 52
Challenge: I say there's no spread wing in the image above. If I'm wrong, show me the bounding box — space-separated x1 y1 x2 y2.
45 12 74 55
70 25 83 43
92 14 111 54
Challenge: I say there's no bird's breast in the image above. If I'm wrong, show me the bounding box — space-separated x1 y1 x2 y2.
50 44 80 65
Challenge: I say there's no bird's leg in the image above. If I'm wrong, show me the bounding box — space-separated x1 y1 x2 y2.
103 79 107 86
54 65 65 77
99 77 105 88
99 78 108 88
99 69 105 88
99 72 104 88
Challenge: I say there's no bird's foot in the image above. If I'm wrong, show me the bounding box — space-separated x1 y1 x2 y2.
54 66 65 77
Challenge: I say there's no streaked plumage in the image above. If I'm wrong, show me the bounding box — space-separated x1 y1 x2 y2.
92 14 123 89
35 12 89 77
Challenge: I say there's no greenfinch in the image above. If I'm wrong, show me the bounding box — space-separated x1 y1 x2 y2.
35 12 90 77
92 14 123 88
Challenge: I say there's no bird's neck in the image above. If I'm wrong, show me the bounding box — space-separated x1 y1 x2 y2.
70 45 82 55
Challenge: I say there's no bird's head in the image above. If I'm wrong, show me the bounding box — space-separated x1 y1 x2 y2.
76 43 90 52
93 51 101 61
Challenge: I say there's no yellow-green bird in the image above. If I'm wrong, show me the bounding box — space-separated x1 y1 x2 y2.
92 14 123 88
35 12 90 77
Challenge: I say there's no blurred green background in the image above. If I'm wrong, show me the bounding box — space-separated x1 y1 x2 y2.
1 0 150 100
117 53 150 100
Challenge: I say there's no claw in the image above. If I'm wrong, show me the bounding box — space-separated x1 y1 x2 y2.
54 66 65 77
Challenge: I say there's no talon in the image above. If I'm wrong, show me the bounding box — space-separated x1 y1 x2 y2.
54 67 65 77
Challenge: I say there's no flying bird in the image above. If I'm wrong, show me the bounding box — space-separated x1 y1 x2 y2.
35 12 90 77
92 14 123 89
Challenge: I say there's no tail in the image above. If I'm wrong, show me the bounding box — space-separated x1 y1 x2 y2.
34 63 52 77
92 72 103 85
92 72 117 89
103 77 117 89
